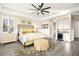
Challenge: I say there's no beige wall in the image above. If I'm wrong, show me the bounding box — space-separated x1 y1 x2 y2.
0 12 42 43
0 12 23 43
0 12 41 32
0 12 23 31
37 20 51 37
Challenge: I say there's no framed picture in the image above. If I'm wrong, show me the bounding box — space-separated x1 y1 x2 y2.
42 24 48 29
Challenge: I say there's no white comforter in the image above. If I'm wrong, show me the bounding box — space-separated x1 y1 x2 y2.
19 32 46 45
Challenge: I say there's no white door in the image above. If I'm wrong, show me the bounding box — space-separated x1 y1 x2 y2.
74 20 79 38
63 33 70 42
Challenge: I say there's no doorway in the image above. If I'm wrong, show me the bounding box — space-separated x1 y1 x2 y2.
73 19 79 39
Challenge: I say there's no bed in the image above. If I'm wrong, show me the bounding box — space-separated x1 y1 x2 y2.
18 24 46 46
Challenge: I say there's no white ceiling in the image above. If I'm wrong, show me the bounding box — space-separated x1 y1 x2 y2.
0 3 79 20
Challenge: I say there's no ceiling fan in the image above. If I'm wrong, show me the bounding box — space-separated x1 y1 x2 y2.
29 3 51 15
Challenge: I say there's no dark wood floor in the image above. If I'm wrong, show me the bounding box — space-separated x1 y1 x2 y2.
0 39 79 56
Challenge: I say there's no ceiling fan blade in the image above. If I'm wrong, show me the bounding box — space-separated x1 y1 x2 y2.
32 4 38 10
39 3 44 8
42 11 50 13
42 7 51 11
38 3 44 10
37 12 39 15
41 11 44 15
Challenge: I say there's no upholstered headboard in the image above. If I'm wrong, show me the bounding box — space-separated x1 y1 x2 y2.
18 24 34 30
18 24 35 34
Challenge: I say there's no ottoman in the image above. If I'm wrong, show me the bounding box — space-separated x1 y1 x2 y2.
34 39 49 51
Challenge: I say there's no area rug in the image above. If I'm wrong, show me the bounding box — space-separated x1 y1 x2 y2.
15 39 55 56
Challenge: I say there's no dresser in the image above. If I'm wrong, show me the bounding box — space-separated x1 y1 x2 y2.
0 32 17 45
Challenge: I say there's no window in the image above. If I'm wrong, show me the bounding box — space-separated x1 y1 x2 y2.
3 18 8 32
3 18 13 33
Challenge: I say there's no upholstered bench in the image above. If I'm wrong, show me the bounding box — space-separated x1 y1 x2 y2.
34 39 49 51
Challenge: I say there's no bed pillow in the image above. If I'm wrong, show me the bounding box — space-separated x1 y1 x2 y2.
22 29 35 34
22 29 27 34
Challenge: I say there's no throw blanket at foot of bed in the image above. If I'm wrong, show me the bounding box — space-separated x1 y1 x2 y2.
34 39 49 51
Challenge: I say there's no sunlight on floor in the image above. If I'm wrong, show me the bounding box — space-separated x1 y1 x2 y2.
64 42 71 55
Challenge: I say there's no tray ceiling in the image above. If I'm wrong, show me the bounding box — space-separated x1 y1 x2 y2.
0 3 79 20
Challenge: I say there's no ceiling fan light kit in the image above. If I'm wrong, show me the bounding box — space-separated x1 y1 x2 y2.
30 3 51 15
